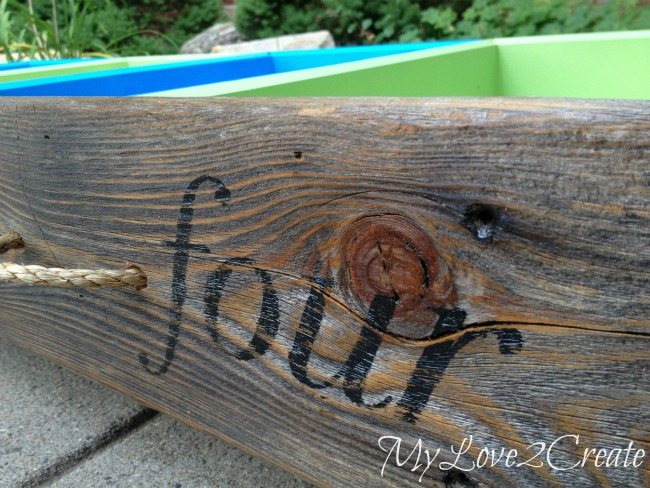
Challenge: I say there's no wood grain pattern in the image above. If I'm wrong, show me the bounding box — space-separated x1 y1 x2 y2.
0 97 648 488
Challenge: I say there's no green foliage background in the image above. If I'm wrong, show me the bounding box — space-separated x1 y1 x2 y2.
1 0 649 60
0 0 224 59
236 0 650 45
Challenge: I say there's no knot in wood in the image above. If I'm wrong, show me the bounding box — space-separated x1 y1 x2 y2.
339 215 457 339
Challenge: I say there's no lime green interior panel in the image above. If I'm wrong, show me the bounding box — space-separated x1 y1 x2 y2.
496 31 650 99
147 41 497 97
0 54 221 83
6 30 648 98
228 45 498 97
0 59 129 83
147 30 650 99
223 31 650 99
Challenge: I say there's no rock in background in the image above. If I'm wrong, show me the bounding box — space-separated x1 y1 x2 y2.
180 23 242 54
181 23 335 55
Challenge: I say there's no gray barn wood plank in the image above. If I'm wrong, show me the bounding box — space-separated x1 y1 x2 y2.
0 97 648 488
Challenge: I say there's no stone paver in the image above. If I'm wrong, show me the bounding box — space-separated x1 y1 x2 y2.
48 415 312 488
0 337 312 487
0 337 149 487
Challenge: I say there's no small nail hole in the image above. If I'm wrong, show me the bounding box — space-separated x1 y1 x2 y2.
463 203 501 242
293 151 303 159
44 134 50 139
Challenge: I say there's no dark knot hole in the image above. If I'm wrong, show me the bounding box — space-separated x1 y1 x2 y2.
463 203 501 242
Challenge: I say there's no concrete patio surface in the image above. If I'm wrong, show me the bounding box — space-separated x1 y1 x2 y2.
0 336 312 487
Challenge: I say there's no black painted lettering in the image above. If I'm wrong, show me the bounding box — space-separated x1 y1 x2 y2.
398 322 523 423
288 278 331 389
333 294 396 408
139 175 230 375
203 258 280 361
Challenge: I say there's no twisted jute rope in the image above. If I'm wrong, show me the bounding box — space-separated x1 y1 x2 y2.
0 232 147 290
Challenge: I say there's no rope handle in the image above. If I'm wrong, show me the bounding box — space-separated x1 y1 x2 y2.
0 232 147 290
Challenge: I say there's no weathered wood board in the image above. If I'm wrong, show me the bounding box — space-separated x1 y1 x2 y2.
0 97 648 488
